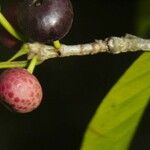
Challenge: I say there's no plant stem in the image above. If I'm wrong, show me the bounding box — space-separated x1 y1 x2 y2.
27 55 38 74
0 12 22 41
0 61 27 69
53 40 61 49
27 34 150 62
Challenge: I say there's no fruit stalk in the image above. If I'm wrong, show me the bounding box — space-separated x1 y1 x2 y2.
7 44 29 62
0 12 22 41
0 61 27 69
53 40 61 49
27 55 38 74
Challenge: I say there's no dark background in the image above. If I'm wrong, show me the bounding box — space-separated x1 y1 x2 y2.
0 0 149 150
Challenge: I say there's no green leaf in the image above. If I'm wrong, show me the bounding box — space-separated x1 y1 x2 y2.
81 0 150 149
81 52 150 150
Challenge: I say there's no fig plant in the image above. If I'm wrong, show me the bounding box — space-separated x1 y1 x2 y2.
0 0 149 150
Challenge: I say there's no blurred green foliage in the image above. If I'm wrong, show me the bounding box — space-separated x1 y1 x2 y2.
81 0 150 149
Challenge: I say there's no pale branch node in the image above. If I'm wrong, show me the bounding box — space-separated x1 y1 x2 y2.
27 34 150 62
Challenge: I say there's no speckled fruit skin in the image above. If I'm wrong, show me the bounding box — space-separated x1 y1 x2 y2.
17 0 74 43
0 68 43 113
0 1 21 48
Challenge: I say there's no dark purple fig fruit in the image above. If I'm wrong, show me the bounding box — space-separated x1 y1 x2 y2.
17 0 74 43
0 1 22 48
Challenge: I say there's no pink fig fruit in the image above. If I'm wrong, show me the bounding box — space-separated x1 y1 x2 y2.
0 68 43 113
